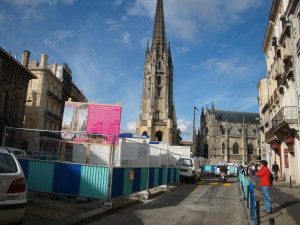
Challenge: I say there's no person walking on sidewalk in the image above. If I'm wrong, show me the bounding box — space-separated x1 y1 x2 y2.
272 161 279 181
257 160 272 213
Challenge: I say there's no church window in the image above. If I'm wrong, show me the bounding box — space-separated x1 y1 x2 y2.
233 143 239 154
156 110 160 119
159 61 161 69
220 125 225 135
157 76 161 85
222 143 225 154
247 143 254 154
205 127 209 135
157 88 161 97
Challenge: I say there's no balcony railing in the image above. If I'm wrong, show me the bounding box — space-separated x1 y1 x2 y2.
272 106 298 130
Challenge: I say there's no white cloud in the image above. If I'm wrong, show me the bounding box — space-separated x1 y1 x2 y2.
202 58 246 75
106 19 122 32
120 32 131 44
22 7 44 22
126 0 265 42
177 119 193 141
114 0 122 6
3 0 76 6
177 46 189 53
44 30 73 49
120 121 136 134
235 96 259 112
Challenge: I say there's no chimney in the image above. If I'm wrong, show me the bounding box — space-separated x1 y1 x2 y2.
21 50 31 68
40 54 48 68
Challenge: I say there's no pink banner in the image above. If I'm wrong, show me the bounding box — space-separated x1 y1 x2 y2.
86 104 122 145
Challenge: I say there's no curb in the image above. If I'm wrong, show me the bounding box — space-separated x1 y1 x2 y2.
44 198 141 225
44 183 182 225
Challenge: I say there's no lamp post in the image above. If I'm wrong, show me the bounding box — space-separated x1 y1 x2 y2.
193 106 199 157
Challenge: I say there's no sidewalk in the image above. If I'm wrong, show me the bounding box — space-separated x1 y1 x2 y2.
22 185 179 225
249 176 300 225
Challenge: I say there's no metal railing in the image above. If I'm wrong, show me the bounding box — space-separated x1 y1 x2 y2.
272 106 298 130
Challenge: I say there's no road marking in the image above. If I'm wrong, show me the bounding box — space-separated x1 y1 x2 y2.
197 181 205 184
210 182 218 185
223 183 231 186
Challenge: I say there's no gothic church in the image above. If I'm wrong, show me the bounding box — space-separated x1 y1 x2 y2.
199 104 261 165
136 0 177 145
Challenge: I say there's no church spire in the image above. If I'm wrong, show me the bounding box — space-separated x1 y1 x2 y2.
151 0 167 52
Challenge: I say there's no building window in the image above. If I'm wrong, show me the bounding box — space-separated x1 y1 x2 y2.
222 143 225 154
220 125 225 135
157 88 161 97
247 143 254 154
233 143 239 154
142 131 148 135
205 127 209 135
157 76 161 85
155 130 163 141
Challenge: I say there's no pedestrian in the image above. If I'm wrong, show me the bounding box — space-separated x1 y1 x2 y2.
251 163 256 177
272 161 280 182
257 160 272 213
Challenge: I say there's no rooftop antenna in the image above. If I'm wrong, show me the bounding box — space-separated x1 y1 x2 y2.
22 43 26 51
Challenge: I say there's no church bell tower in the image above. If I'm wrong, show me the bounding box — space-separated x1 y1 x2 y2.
136 0 177 145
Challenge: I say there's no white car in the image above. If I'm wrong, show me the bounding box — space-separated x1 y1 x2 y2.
177 158 202 183
4 147 27 158
0 147 27 225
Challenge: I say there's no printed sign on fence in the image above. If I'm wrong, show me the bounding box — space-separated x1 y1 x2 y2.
61 102 122 145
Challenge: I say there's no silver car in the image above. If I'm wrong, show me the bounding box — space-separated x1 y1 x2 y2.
0 147 27 225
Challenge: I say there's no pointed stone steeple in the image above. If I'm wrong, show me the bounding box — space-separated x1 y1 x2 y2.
151 0 167 52
136 0 177 145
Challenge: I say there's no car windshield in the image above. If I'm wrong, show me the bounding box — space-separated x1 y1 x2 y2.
0 153 18 173
178 159 193 167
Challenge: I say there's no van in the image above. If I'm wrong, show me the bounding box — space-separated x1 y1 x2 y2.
177 158 202 183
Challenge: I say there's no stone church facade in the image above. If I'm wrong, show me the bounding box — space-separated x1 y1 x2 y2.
136 0 177 145
199 104 261 165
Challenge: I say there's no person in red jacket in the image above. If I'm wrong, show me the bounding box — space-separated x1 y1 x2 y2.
257 160 272 213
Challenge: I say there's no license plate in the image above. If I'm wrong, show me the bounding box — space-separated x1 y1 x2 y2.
180 169 188 172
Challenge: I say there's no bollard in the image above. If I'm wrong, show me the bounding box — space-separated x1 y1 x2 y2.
247 185 250 209
269 217 275 225
256 201 260 225
290 175 292 189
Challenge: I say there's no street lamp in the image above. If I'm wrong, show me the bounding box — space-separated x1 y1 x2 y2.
192 106 199 157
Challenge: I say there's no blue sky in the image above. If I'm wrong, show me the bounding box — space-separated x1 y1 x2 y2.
0 0 272 141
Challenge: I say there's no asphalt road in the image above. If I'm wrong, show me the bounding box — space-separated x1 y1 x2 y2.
84 174 248 225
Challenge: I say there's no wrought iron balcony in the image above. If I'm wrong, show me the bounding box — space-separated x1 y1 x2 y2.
272 106 298 131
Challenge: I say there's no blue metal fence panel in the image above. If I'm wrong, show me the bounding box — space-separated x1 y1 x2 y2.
27 160 54 192
111 168 125 199
52 163 81 195
79 165 109 199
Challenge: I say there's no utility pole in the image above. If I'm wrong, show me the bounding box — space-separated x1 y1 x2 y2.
193 106 198 157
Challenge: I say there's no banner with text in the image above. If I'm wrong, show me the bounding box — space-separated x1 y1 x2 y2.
61 102 122 145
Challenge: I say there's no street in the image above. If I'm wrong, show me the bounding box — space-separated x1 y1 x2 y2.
85 174 248 225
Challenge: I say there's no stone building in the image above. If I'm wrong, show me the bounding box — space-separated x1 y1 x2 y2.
258 0 300 184
24 53 63 131
136 0 177 145
199 104 260 165
0 48 36 146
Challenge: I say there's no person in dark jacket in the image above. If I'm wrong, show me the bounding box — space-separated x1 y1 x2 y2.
257 160 272 213
272 161 279 181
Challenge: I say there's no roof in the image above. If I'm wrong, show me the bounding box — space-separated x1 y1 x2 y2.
211 110 260 124
0 47 37 79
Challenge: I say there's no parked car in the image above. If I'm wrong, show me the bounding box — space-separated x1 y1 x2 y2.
0 147 27 225
5 147 27 158
177 158 202 183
